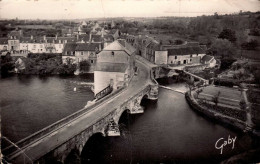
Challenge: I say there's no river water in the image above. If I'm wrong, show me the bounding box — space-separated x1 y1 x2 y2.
1 76 258 163
81 78 259 164
0 74 94 147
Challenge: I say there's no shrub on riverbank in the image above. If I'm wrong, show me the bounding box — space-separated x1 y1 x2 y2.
198 97 247 122
19 53 76 75
252 104 260 130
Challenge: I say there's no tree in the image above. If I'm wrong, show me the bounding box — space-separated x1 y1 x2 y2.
1 53 15 76
239 99 247 111
212 91 221 109
218 28 237 43
79 60 91 72
210 38 237 58
241 39 258 50
186 78 195 95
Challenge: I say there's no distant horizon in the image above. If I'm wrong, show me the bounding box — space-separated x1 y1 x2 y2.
1 11 259 21
0 0 259 20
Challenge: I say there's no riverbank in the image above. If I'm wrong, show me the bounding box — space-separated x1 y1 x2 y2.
185 91 246 132
185 87 260 138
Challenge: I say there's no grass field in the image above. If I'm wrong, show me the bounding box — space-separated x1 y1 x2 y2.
197 86 242 108
15 25 54 29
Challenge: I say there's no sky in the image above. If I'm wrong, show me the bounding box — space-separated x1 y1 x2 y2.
0 0 259 19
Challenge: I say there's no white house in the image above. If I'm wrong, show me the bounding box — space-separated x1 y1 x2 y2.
94 39 136 95
201 55 217 68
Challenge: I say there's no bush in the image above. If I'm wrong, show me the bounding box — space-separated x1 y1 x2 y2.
214 79 237 87
220 58 236 70
57 63 77 75
79 60 91 71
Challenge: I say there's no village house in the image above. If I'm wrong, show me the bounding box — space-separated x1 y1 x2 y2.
94 39 136 96
62 42 101 72
75 43 100 73
19 35 77 54
8 35 20 53
62 43 77 64
201 55 217 68
130 35 211 67
167 46 206 66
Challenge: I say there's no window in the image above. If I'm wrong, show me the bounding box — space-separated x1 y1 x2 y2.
40 45 43 48
81 52 83 55
190 59 192 62
33 45 36 48
91 60 94 63
190 55 192 58
175 56 177 59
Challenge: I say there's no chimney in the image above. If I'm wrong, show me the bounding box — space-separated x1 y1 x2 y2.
59 40 61 44
43 35 46 41
31 35 33 40
139 35 141 38
89 33 92 43
55 34 58 40
77 34 79 41
19 30 23 36
99 43 101 51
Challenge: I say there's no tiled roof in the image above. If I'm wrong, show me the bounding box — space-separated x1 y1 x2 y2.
104 39 135 55
103 35 114 42
95 62 128 73
19 36 77 43
91 35 102 42
146 40 160 50
9 30 22 38
0 38 8 44
168 46 205 56
75 43 100 51
63 43 77 52
78 35 90 42
201 55 214 63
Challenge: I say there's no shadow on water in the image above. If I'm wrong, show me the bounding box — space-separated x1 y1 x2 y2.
80 133 107 164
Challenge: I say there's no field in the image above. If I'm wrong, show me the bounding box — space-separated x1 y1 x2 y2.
14 25 54 29
242 50 260 60
198 86 242 108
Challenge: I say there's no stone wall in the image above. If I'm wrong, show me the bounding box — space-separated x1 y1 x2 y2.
185 91 247 132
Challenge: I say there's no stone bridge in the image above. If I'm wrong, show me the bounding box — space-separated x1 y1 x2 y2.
2 59 158 164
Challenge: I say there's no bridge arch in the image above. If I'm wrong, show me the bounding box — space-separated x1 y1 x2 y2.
64 148 80 164
80 132 107 164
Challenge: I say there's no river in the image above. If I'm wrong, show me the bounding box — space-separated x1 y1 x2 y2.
1 76 258 163
0 74 94 147
80 78 259 164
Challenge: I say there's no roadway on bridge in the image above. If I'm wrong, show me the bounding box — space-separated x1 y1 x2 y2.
9 58 155 163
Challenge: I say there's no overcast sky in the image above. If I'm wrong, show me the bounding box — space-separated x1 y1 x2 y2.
0 0 259 19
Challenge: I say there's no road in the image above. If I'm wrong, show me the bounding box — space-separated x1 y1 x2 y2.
8 58 154 163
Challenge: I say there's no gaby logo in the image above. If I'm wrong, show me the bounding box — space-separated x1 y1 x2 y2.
215 135 237 154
